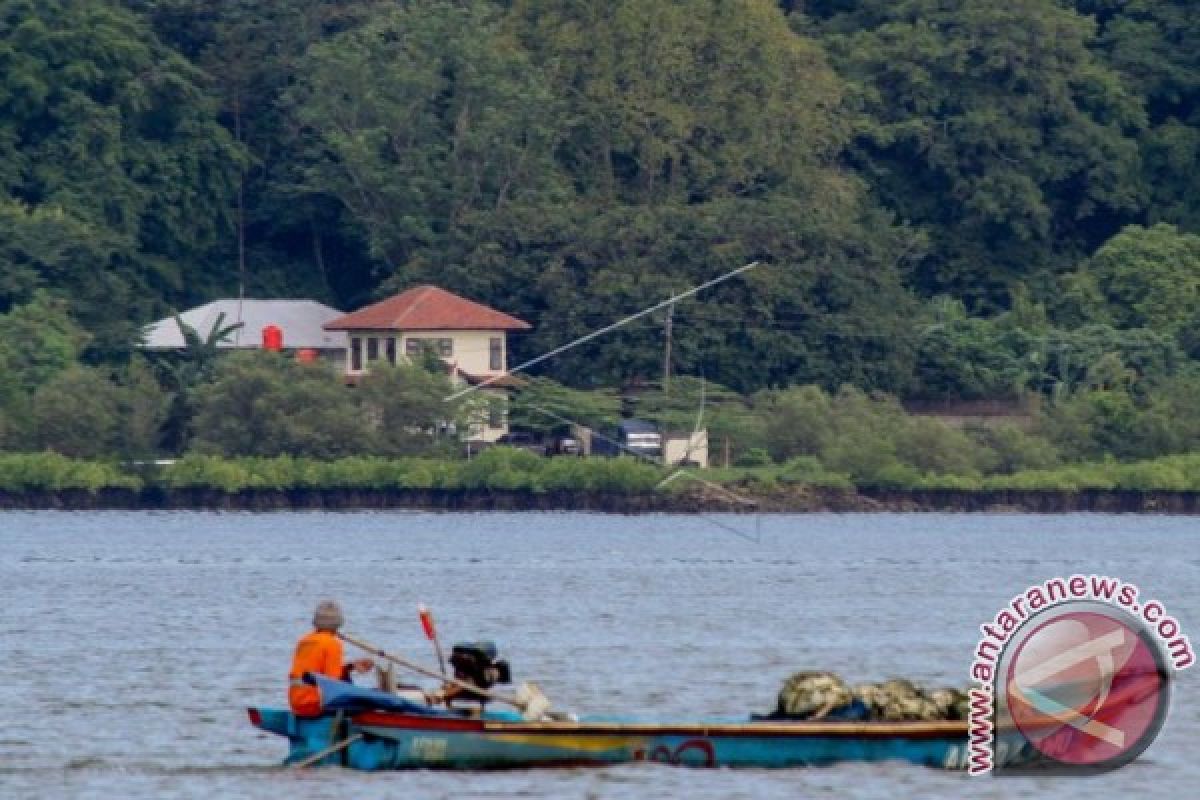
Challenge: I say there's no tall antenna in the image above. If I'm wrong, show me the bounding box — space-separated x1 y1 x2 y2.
662 302 674 397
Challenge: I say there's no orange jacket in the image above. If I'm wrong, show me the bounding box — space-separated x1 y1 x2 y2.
288 630 345 716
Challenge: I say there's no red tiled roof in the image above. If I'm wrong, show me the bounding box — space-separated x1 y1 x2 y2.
324 285 531 332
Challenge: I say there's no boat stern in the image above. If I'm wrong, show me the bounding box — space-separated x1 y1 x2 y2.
247 707 293 737
248 707 349 766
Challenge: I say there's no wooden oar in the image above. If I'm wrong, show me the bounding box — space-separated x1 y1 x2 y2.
338 631 545 715
293 733 363 769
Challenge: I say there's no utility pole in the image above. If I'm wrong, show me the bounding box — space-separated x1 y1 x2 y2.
663 302 674 397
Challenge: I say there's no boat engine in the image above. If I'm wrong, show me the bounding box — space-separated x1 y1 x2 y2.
449 641 511 703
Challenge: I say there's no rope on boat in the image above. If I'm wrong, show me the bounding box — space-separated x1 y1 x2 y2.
293 733 364 768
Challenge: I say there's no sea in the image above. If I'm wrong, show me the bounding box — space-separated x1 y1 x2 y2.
0 511 1196 798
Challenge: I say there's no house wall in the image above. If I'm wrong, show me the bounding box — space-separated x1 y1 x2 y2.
341 329 512 442
664 430 709 468
466 387 510 443
342 329 507 376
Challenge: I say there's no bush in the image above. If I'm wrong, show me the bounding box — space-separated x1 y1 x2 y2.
819 425 901 485
914 315 1029 401
734 447 772 467
776 456 853 489
1039 388 1179 461
30 367 124 459
161 455 260 492
892 417 979 475
191 353 369 458
357 363 467 457
912 472 984 490
1066 224 1200 337
968 424 1060 474
758 385 834 462
0 453 139 492
459 447 544 490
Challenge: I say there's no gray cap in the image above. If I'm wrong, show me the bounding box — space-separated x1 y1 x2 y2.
313 599 345 631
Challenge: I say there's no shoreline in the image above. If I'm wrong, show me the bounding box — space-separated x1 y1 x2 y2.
2 487 1200 513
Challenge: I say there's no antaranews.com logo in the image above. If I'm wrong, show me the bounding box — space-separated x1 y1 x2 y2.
967 575 1193 775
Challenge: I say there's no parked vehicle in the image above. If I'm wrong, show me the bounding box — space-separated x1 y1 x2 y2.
589 419 662 460
547 435 582 456
495 431 548 456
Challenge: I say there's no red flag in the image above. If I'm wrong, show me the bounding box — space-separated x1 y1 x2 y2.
418 604 437 641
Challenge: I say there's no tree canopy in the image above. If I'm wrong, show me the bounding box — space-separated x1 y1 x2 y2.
0 0 242 357
1 0 1198 403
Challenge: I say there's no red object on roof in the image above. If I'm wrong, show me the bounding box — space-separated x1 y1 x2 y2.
324 285 531 332
262 324 283 351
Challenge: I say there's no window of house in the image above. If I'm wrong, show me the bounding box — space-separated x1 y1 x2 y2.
351 337 362 371
367 337 379 362
405 337 453 358
489 337 503 371
385 337 397 365
488 398 506 429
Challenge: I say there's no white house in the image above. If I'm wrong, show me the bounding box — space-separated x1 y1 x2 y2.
323 285 531 442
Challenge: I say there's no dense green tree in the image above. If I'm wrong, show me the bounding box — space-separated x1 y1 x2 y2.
117 358 171 458
508 378 621 437
151 312 245 452
289 0 569 272
758 384 834 462
0 292 88 395
131 0 385 302
915 316 1033 400
29 367 124 458
286 0 924 393
191 352 368 457
1033 324 1183 397
913 288 1184 400
1040 388 1168 461
1063 224 1200 339
0 0 1197 426
19 357 165 458
968 424 1060 475
1086 0 1200 232
0 0 241 356
808 0 1146 307
411 191 925 392
356 362 468 457
508 0 849 203
0 293 89 448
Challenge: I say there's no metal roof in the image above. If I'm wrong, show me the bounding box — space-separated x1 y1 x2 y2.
140 299 349 350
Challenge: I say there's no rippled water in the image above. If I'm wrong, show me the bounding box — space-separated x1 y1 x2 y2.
0 511 1196 798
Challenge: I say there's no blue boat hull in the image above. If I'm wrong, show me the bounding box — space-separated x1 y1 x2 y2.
249 706 1017 770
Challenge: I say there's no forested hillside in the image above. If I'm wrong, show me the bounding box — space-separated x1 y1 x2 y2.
2 0 1198 400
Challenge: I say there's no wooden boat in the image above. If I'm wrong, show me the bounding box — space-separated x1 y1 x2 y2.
249 707 998 770
249 675 1035 770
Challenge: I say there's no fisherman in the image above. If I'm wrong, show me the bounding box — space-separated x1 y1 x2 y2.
288 600 375 717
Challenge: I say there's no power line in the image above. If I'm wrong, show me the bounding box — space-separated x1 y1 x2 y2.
446 261 760 401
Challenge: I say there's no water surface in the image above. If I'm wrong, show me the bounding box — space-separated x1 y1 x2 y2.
0 512 1196 798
